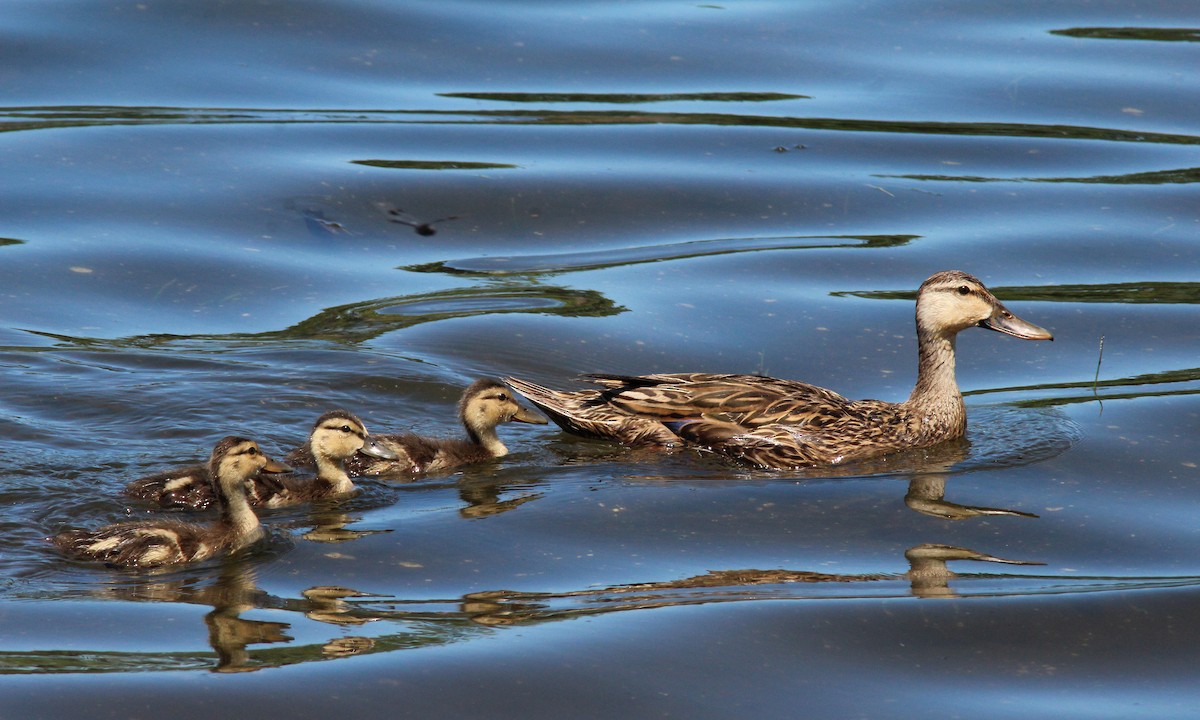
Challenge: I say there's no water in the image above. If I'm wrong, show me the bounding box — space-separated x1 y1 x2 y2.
2 0 1199 717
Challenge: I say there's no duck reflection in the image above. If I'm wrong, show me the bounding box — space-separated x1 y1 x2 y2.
789 435 1038 521
438 543 1046 625
904 475 1037 520
27 542 1048 674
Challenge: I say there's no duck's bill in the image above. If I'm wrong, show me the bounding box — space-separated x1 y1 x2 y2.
359 436 399 460
979 305 1054 341
255 458 292 493
513 406 550 424
262 458 293 474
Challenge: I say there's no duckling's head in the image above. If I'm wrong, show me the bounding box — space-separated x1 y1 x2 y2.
208 436 291 491
915 271 1053 341
308 410 397 462
459 378 549 437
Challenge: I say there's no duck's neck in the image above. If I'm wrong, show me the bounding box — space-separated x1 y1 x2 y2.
904 328 967 438
466 423 509 457
216 481 263 548
313 451 354 494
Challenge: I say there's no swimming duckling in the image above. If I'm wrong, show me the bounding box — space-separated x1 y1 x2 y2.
314 379 547 476
126 410 395 509
505 271 1053 469
53 437 290 568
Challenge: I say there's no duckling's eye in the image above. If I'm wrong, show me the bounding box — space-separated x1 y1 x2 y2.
247 446 259 456
497 393 510 402
956 285 971 296
341 425 353 433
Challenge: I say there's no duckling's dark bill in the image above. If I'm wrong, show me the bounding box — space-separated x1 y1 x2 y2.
513 407 550 424
256 458 292 492
359 436 400 460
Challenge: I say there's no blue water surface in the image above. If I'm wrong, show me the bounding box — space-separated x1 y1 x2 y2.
1 1 1199 718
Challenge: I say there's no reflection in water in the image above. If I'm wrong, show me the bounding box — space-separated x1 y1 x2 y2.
456 477 542 519
12 541 1200 675
381 204 461 236
295 509 391 544
16 283 624 348
1050 27 1200 42
3 106 1197 147
405 234 918 277
300 208 351 236
355 159 515 172
438 91 810 104
975 367 1200 408
845 280 1200 305
905 475 1037 521
878 167 1200 185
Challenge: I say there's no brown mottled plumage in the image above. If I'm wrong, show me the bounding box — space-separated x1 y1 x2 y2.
313 379 547 476
127 410 394 509
505 271 1053 469
53 437 291 568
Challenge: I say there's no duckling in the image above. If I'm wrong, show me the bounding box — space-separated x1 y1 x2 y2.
505 271 1053 469
126 410 395 509
327 379 547 476
53 437 290 568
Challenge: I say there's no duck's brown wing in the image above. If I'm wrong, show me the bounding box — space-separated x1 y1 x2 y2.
504 376 680 445
667 400 916 470
583 373 856 428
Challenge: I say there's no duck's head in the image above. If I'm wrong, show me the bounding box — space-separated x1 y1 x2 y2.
308 410 398 462
915 270 1053 341
208 436 291 492
459 378 550 433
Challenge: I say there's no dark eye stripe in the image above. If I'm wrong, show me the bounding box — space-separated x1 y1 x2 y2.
321 421 365 438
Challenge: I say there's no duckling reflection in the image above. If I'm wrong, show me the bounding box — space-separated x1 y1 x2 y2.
85 560 383 672
456 477 543 519
301 586 378 626
87 560 291 673
296 509 391 543
204 563 293 674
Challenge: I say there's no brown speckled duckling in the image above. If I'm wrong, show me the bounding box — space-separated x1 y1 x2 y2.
505 271 1052 469
53 437 290 568
126 410 394 509
294 379 547 476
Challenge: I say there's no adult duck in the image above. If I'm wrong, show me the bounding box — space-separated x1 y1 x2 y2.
53 437 291 568
504 271 1052 469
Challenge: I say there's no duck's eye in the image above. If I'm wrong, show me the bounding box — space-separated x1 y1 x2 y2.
341 425 353 433
497 393 509 402
247 446 259 456
957 285 971 296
